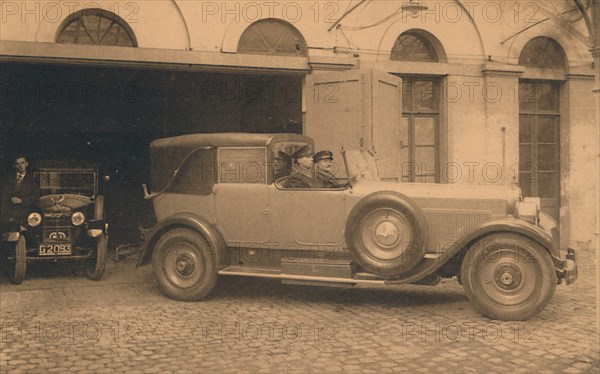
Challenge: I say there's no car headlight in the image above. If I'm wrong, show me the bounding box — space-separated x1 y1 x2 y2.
516 197 540 225
71 212 85 226
27 212 42 227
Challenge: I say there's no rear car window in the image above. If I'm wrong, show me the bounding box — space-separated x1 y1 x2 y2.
218 147 267 184
167 148 215 195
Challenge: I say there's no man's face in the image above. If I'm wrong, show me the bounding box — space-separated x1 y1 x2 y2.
317 159 334 173
274 158 284 173
298 155 314 169
15 157 28 174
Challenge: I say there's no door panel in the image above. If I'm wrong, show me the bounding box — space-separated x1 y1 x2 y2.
268 187 346 249
305 69 403 181
214 184 270 244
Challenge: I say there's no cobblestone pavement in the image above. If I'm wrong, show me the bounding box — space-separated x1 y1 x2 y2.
0 248 598 373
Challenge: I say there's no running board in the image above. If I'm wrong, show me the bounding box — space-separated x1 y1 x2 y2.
218 266 386 286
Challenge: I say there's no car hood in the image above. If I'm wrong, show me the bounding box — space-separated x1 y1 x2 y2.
351 179 522 201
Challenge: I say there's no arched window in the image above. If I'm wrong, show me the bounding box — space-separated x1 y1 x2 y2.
57 9 137 47
238 19 306 57
518 37 566 221
518 37 566 69
391 31 446 183
391 31 438 62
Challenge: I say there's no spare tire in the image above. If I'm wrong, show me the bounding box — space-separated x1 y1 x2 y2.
345 191 428 277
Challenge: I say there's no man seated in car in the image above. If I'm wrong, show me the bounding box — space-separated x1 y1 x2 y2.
314 150 344 188
282 145 319 188
273 151 292 180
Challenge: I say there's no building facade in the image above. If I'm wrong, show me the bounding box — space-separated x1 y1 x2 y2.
1 0 598 250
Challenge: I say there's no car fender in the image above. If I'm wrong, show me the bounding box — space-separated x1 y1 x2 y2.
137 213 224 267
455 218 559 260
385 218 559 285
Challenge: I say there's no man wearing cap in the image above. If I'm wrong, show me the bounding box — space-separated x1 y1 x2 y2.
314 150 342 188
273 151 292 180
282 145 318 188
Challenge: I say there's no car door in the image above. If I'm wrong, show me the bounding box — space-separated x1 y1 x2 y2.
214 147 271 245
269 187 347 251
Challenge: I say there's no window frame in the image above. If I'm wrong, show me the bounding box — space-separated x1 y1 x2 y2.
56 8 137 47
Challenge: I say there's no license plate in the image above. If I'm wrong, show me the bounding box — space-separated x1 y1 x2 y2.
39 243 72 256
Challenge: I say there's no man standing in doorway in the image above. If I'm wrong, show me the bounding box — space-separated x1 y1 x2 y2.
1 155 40 228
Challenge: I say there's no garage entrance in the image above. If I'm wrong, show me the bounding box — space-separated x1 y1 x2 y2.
1 62 303 245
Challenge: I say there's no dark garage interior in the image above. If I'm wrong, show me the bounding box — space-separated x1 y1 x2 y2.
1 61 303 247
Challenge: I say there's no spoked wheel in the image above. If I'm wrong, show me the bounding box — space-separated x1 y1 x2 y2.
461 233 557 320
7 235 27 285
152 228 218 301
85 234 107 281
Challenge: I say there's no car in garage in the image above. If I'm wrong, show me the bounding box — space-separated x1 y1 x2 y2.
1 161 108 283
139 133 577 320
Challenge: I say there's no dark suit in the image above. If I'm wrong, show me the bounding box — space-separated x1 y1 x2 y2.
1 173 40 226
283 170 318 188
315 170 340 188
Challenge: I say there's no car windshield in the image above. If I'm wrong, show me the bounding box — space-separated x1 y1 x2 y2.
38 169 96 197
343 149 380 183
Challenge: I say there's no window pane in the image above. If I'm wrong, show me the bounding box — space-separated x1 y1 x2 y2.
57 11 135 47
519 83 536 112
414 146 436 180
238 20 306 56
519 115 533 143
538 145 557 171
519 145 533 168
414 117 435 145
391 33 437 62
519 175 534 197
537 116 558 143
536 83 559 111
538 172 558 198
518 37 566 68
412 81 436 111
402 80 410 111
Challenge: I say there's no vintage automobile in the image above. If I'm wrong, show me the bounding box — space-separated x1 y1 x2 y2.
139 133 577 320
1 161 108 284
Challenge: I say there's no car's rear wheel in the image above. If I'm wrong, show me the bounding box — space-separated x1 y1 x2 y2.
461 233 557 320
152 228 218 301
7 236 26 285
85 234 107 281
345 191 427 277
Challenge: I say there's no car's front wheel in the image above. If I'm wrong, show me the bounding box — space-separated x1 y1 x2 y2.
85 234 107 281
461 233 557 320
7 235 27 285
152 228 218 301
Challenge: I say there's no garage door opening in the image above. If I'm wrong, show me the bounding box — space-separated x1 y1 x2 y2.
1 62 303 246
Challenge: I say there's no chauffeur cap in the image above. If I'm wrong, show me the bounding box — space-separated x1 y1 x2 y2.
313 150 333 163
